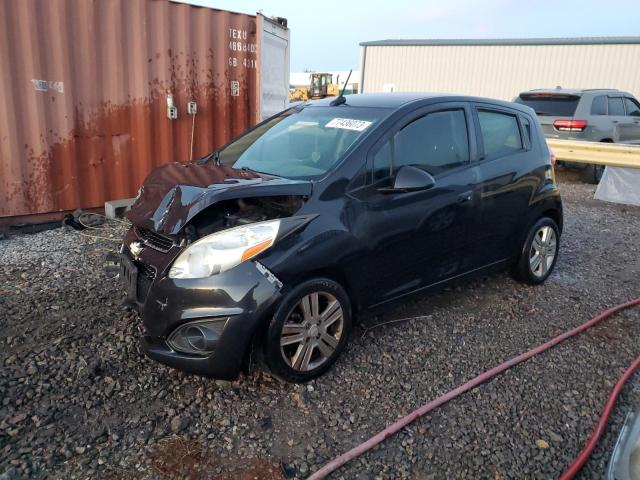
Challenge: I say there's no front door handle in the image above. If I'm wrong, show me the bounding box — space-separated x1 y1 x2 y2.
457 191 473 204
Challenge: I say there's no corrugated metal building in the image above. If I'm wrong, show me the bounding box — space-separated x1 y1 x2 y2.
359 37 640 100
0 0 289 220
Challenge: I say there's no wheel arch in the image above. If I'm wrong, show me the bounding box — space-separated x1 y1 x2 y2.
540 208 563 234
286 267 360 317
243 267 358 373
511 199 562 261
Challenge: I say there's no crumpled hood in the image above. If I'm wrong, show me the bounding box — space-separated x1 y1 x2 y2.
127 162 313 235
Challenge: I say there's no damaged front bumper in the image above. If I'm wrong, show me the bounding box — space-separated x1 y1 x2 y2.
119 227 283 380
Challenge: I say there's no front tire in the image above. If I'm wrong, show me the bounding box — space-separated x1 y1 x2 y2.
264 278 352 383
512 217 560 285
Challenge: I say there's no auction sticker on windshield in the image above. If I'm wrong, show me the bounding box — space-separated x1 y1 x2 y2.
325 118 373 132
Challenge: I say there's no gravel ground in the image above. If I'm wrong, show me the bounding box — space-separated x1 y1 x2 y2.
1 171 639 480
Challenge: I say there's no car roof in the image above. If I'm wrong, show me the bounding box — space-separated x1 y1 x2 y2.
308 92 527 112
308 93 441 108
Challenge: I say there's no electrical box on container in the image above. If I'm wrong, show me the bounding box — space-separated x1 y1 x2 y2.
167 94 178 120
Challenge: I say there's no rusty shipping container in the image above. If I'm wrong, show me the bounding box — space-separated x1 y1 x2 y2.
0 0 290 219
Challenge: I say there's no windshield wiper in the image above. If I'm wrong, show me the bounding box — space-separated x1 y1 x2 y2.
240 166 276 176
196 150 220 165
240 167 282 178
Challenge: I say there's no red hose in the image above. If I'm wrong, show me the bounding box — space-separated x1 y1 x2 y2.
560 352 640 479
307 298 640 480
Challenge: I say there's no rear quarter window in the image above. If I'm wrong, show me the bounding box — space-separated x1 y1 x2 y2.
520 116 532 148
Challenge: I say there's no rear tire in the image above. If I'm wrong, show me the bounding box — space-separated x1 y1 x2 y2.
264 278 352 383
583 163 605 184
512 217 560 285
583 139 612 184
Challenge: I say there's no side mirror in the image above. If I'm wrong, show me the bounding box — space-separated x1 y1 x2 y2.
379 165 435 193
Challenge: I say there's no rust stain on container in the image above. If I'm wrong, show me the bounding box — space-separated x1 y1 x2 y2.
0 0 262 218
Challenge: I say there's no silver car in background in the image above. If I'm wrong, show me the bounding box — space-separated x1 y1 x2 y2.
515 88 640 183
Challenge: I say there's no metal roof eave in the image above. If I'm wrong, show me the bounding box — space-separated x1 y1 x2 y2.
359 36 640 47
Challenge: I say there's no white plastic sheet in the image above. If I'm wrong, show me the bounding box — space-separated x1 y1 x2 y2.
594 167 640 207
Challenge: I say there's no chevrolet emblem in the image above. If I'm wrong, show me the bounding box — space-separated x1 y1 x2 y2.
129 241 144 259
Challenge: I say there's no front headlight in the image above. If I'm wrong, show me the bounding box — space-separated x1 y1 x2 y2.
168 220 280 279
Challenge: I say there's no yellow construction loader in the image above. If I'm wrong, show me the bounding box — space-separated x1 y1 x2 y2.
289 73 340 102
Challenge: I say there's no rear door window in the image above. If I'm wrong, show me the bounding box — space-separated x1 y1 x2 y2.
514 94 580 116
624 98 640 117
608 97 625 116
590 95 607 115
477 110 523 160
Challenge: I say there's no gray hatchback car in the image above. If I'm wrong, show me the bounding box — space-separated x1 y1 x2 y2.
515 88 640 183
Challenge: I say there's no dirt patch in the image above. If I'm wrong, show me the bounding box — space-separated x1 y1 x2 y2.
149 437 283 480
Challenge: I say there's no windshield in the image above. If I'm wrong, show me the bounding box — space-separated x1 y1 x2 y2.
515 94 580 117
218 106 386 178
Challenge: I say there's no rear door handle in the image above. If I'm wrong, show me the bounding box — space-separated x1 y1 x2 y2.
457 191 473 204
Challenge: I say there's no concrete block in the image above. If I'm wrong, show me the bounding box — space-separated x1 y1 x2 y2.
105 197 136 219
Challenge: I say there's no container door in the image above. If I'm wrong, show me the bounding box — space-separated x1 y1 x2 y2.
258 15 290 121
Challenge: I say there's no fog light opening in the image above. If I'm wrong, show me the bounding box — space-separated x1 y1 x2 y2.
167 318 228 355
185 325 217 352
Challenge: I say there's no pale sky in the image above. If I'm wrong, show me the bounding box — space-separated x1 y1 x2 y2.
175 0 640 71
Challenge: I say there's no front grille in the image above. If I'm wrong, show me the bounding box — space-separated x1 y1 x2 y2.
122 248 156 303
134 226 174 252
136 261 156 280
137 272 154 302
134 259 156 302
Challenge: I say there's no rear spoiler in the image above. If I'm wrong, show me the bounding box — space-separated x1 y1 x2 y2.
518 92 581 100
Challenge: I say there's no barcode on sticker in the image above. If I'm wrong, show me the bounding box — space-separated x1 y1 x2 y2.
325 118 372 132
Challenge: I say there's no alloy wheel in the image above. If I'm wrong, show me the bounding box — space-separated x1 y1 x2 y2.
529 225 557 278
279 292 344 372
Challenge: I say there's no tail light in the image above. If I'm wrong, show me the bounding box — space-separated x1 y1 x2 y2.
553 119 588 132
